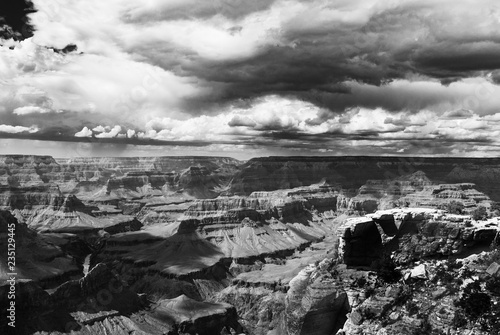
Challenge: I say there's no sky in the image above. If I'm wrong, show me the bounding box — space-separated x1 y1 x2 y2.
1 0 500 159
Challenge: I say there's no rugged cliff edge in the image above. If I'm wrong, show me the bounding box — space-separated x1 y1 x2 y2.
337 208 500 266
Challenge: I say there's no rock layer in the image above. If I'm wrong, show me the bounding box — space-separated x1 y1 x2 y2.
229 156 500 201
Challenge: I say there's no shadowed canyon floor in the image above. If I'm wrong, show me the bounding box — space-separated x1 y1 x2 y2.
1 155 500 334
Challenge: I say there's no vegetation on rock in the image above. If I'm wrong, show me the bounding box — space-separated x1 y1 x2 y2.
472 205 488 220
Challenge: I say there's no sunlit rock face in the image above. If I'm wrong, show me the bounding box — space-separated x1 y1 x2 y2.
0 155 242 200
348 171 433 211
178 183 339 261
94 183 339 304
0 188 143 234
284 261 349 335
214 257 348 335
103 166 233 200
0 155 245 232
400 183 492 212
55 156 241 197
154 294 241 334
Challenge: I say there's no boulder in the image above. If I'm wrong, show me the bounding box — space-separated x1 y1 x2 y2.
409 264 427 280
486 262 500 277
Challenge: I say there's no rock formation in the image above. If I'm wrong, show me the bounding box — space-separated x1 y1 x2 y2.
229 156 500 201
0 210 79 285
1 262 241 335
338 208 500 266
2 155 500 334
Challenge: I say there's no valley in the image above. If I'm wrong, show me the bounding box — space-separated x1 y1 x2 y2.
1 155 500 335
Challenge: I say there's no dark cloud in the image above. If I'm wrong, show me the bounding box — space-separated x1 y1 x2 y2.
0 0 35 40
121 0 276 22
3 0 500 157
135 1 500 116
228 115 257 128
413 42 500 76
442 109 474 119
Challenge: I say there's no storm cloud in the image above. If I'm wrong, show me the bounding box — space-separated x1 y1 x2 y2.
1 0 500 158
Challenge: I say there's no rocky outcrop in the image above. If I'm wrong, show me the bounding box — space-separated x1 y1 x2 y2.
212 229 343 335
339 249 500 335
153 294 241 335
215 258 349 335
338 208 500 266
0 210 79 285
284 260 349 335
345 171 433 212
337 217 384 267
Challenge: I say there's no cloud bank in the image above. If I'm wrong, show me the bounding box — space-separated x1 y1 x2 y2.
1 0 500 157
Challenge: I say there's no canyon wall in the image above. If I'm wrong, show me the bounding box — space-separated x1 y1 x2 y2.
229 156 500 201
2 155 500 334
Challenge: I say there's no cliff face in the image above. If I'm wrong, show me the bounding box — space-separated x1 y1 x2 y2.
91 183 340 315
1 262 241 335
0 155 60 186
104 164 236 200
0 184 64 209
284 260 349 335
229 156 500 201
185 182 340 221
331 170 492 215
4 154 500 201
65 156 240 200
401 183 491 211
214 255 348 335
0 155 242 200
0 155 245 231
55 156 240 172
337 208 500 266
0 210 79 285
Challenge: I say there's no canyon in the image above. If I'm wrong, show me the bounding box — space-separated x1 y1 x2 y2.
1 155 500 334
